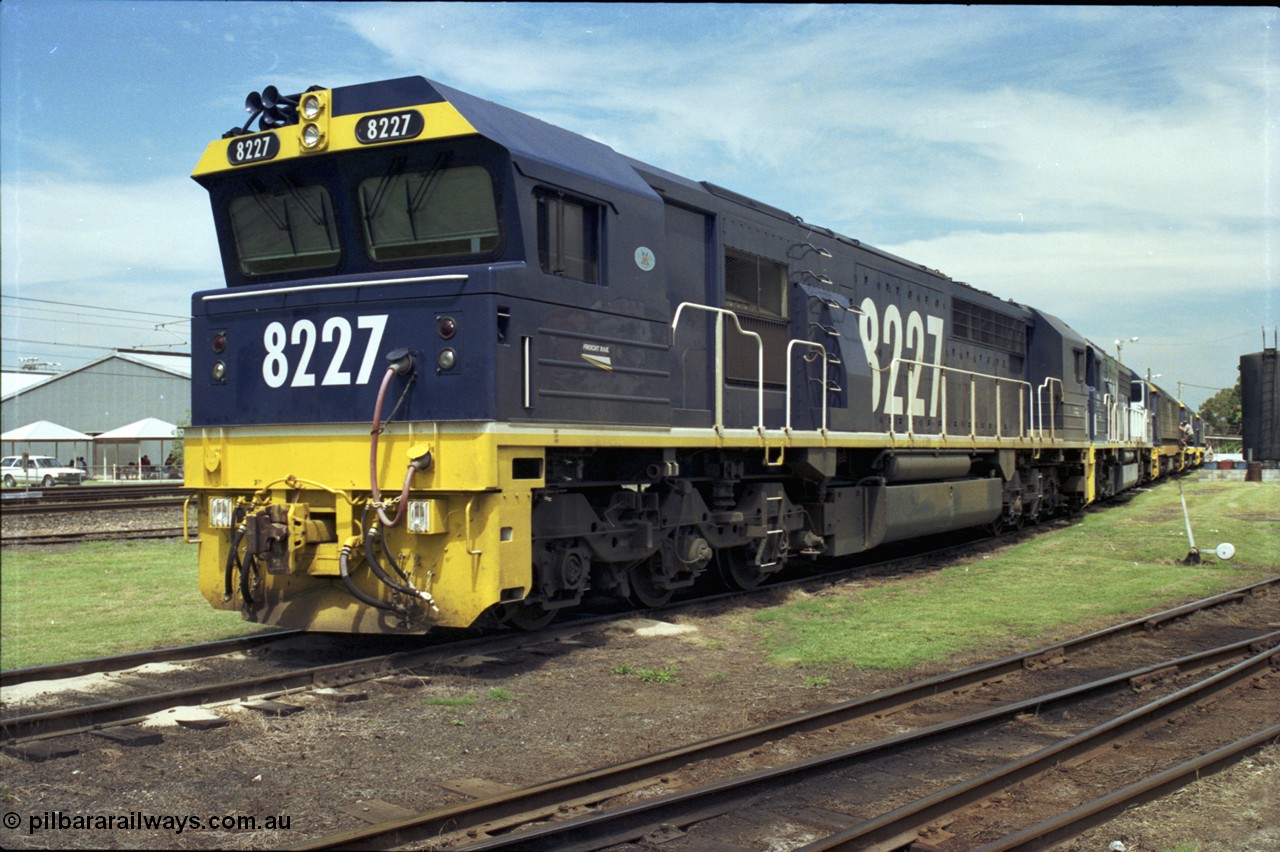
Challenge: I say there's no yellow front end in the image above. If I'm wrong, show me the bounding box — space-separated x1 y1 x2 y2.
186 425 540 633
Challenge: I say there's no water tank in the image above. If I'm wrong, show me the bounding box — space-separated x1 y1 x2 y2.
1240 348 1279 462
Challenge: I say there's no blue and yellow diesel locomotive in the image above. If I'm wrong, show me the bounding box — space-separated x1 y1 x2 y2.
186 77 1202 633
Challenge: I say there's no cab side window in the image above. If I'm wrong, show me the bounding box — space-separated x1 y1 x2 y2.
536 189 600 284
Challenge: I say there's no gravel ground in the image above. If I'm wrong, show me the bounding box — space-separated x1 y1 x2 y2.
0 505 185 540
1 506 1276 850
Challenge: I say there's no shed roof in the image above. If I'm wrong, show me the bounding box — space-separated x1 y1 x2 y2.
1 352 189 402
1 371 57 399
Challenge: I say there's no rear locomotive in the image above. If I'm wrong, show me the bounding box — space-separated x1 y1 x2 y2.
186 76 1200 634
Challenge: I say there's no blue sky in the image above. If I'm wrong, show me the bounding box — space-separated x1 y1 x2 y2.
1 2 1275 410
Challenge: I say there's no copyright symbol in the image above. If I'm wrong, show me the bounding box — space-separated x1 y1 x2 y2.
2 812 20 830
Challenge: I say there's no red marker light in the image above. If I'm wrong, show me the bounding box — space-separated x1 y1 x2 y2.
437 316 457 339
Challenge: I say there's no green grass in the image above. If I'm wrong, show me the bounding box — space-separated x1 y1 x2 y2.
751 480 1278 671
1 480 1274 674
613 663 679 683
0 540 266 670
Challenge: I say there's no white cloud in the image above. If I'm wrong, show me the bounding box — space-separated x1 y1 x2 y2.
5 3 1269 405
331 5 1276 233
1 173 220 289
321 3 1277 406
881 226 1274 309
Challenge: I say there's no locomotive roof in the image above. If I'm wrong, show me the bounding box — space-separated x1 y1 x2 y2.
422 78 662 204
198 76 1030 317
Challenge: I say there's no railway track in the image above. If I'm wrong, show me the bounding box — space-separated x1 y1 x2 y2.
0 525 1104 744
433 642 1276 851
274 577 1278 850
3 526 187 546
0 632 296 690
1 484 188 516
1 577 1273 849
1 484 191 545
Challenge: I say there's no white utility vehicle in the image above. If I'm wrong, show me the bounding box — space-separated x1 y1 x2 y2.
1 455 84 487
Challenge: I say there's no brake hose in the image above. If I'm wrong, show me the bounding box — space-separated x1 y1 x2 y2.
370 364 416 528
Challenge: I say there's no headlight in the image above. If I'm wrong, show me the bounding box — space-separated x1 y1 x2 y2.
209 497 234 529
437 348 457 371
211 361 228 382
302 123 322 148
301 94 323 119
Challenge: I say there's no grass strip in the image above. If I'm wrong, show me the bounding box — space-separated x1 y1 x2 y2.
1 480 1274 672
1 540 265 670
752 480 1278 670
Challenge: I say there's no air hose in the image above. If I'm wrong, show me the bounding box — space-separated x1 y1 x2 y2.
339 542 403 614
359 504 423 598
369 356 418 528
222 510 254 606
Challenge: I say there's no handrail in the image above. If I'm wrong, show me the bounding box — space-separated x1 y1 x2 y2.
1037 377 1062 440
671 302 764 434
182 494 199 545
785 339 829 434
886 357 1036 441
671 301 1073 446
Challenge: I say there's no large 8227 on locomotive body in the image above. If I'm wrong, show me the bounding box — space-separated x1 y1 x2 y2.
187 77 1202 634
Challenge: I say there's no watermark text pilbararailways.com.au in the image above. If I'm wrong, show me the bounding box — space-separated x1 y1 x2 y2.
5 810 292 835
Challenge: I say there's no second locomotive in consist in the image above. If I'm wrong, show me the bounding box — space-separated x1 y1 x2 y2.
186 77 1202 633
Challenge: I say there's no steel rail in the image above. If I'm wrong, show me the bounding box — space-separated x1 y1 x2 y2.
974 723 1280 852
803 645 1280 851
2 618 619 744
2 658 400 744
2 497 187 516
286 593 1278 851
452 639 1280 851
1 631 295 689
3 526 188 546
1 484 188 505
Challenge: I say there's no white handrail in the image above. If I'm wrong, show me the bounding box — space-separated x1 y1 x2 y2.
887 357 1037 441
1037 377 1062 440
785 339 829 434
671 302 764 433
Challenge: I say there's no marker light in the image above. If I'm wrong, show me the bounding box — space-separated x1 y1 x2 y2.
211 361 228 382
211 333 227 354
436 348 457 371
437 316 457 339
209 497 234 529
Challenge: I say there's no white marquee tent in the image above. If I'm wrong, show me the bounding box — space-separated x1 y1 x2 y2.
1 420 93 462
93 417 181 478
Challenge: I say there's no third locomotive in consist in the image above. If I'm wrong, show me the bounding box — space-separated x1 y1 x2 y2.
185 77 1203 633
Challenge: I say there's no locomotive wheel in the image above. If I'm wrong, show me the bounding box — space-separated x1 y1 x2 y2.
716 546 763 590
629 556 674 609
501 600 557 631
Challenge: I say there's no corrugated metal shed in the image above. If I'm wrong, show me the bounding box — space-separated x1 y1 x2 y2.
1 371 56 398
1 351 189 464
